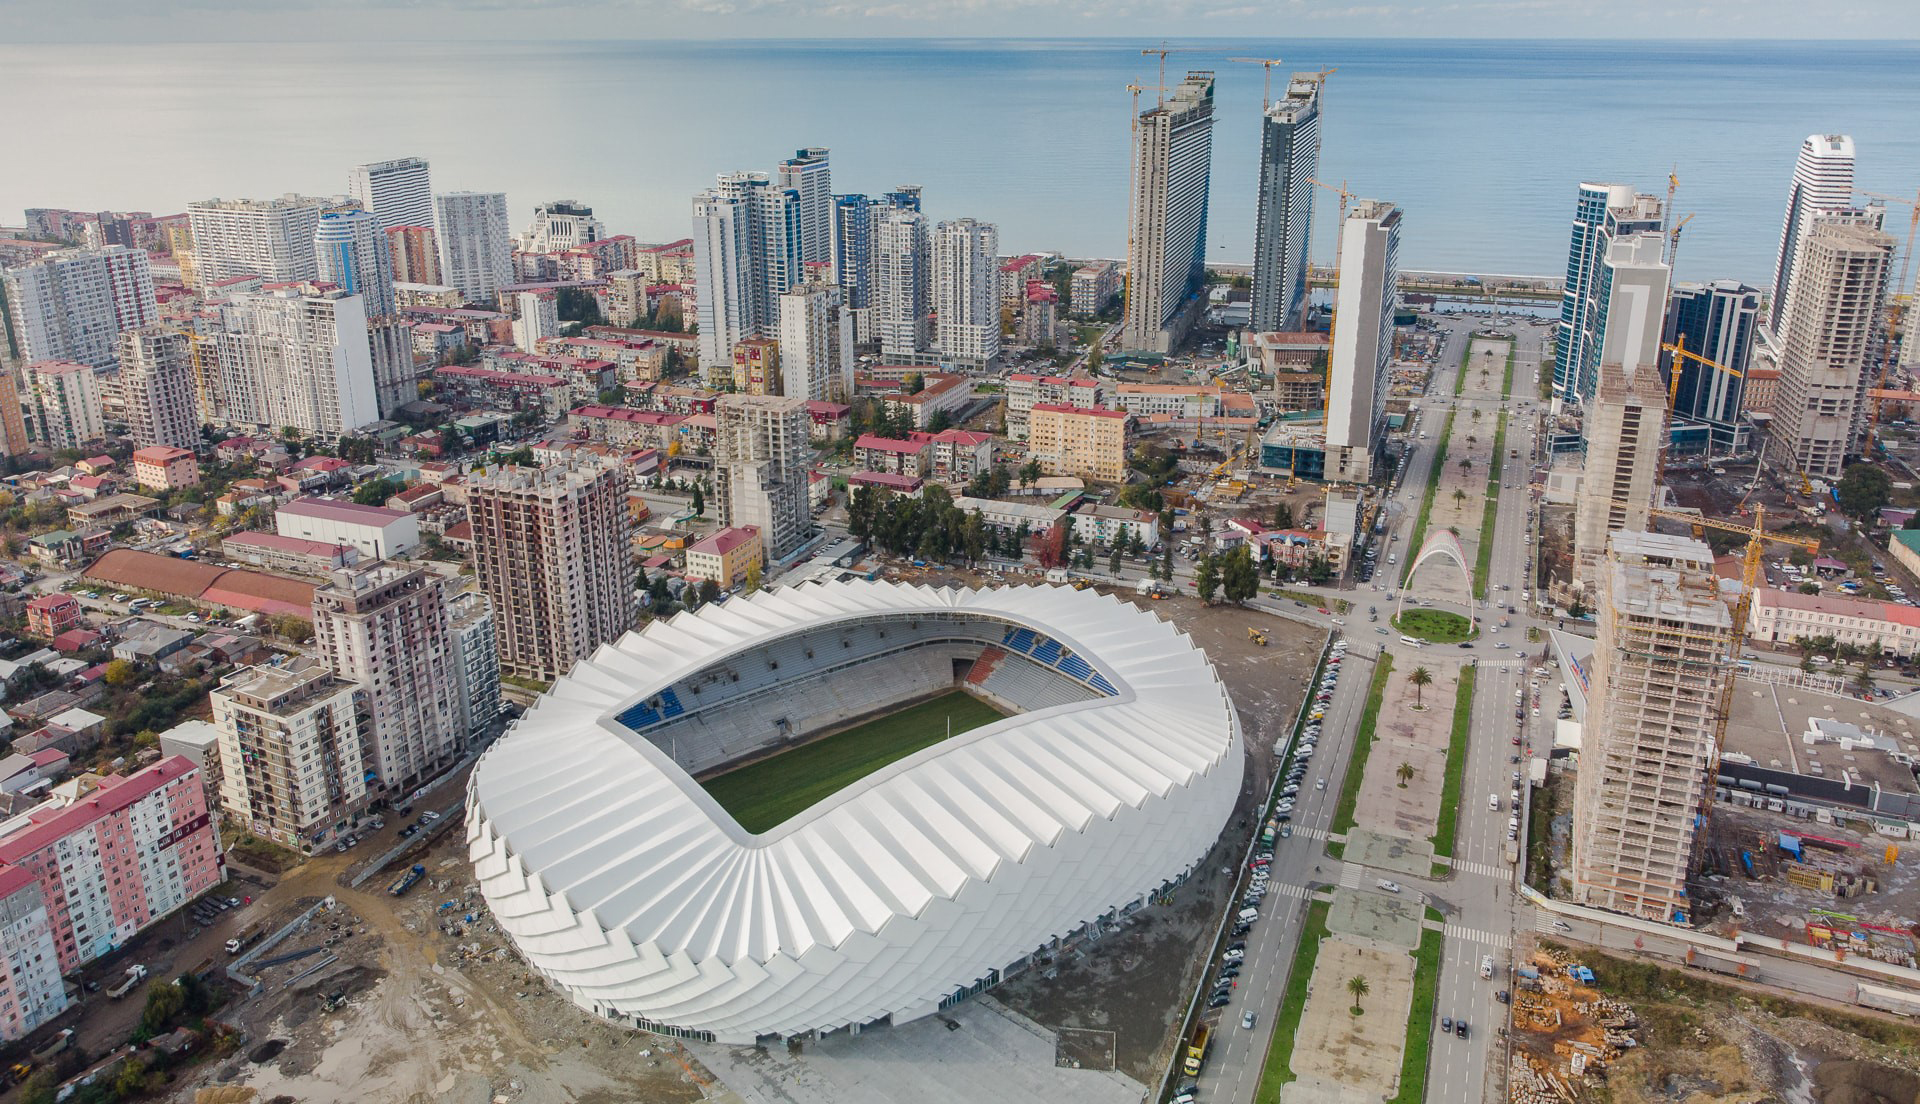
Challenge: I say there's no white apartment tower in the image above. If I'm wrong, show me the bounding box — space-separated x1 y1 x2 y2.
314 209 396 318
1573 361 1670 589
778 282 854 402
933 219 1000 366
775 147 834 267
433 192 513 306
1774 219 1894 479
513 290 560 353
1324 200 1400 483
447 588 502 740
186 196 324 290
213 284 381 439
1770 134 1856 336
1124 71 1216 355
312 561 465 796
116 326 200 450
347 157 434 232
24 360 105 450
211 656 371 852
2 245 157 369
468 460 635 683
875 207 932 358
694 190 756 374
1250 75 1321 334
714 394 812 561
1571 531 1732 924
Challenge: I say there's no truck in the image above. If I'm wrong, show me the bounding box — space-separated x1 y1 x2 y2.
106 964 148 999
1183 1022 1212 1076
390 864 427 897
1260 819 1277 846
226 924 265 955
30 1028 73 1063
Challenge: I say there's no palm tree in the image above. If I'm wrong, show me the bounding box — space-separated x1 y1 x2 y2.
1347 975 1370 1016
1409 667 1434 708
1396 762 1416 788
1453 489 1468 507
1460 458 1474 473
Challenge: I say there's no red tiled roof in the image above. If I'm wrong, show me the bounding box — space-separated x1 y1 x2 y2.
851 471 924 490
83 549 316 618
690 526 760 556
1032 403 1126 419
854 434 928 455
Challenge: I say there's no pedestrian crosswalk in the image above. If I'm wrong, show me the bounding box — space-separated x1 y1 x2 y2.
1449 858 1509 880
1288 825 1331 842
1338 863 1365 890
1443 924 1512 950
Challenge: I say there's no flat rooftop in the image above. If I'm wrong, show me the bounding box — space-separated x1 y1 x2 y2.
1723 681 1920 797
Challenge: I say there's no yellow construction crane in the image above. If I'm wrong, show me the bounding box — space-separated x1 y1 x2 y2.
1658 335 1742 479
1668 212 1696 271
1140 44 1189 107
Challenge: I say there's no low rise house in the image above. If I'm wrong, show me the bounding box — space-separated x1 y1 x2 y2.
24 594 83 638
131 446 200 492
684 526 763 587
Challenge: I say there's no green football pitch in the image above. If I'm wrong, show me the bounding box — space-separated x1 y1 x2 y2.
700 691 1007 834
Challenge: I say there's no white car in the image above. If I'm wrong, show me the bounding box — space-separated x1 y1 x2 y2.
1377 880 1402 893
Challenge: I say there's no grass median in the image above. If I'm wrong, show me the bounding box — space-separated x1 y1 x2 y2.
1254 899 1331 1102
1430 665 1476 860
1502 342 1517 396
1329 654 1395 842
1401 411 1454 585
1389 926 1446 1104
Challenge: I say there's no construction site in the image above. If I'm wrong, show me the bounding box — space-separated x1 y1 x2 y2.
1508 941 1920 1104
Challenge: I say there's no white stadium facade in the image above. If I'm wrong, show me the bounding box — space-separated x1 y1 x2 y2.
466 581 1243 1044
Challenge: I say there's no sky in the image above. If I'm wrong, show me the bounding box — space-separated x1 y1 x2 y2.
5 0 1917 42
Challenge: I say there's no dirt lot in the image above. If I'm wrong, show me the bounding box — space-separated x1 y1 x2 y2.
1517 941 1920 1104
995 586 1323 1081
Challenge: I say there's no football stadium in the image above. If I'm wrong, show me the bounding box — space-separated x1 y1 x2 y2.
466 581 1242 1044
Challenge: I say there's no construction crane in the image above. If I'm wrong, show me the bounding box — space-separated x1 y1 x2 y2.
1657 335 1742 483
1668 213 1696 272
1856 187 1920 456
1227 57 1286 108
1140 44 1189 107
1121 81 1168 344
1307 177 1359 416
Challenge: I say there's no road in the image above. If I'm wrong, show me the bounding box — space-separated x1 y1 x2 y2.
1194 644 1377 1101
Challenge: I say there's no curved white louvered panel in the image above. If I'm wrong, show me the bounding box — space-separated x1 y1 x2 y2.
467 581 1241 1043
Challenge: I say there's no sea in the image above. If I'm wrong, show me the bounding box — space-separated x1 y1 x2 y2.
4 37 1919 286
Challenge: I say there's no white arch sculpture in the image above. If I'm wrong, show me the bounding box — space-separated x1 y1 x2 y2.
1395 528 1478 633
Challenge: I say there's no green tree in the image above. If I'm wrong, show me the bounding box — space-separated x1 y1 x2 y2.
1396 762 1415 788
963 512 986 566
1347 975 1370 1016
1020 459 1042 485
1798 581 1822 595
17 1067 56 1104
1221 544 1259 604
927 410 954 432
1108 544 1123 576
1836 463 1893 521
903 373 926 395
690 486 705 516
1273 502 1295 529
1568 595 1588 619
353 476 405 505
1195 554 1220 605
1408 666 1434 708
699 579 721 605
141 977 185 1033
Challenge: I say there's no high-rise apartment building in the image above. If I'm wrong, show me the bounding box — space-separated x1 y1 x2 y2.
522 200 604 253
1324 200 1400 483
314 209 396 318
1573 361 1669 588
348 157 434 232
1664 281 1760 452
778 281 854 402
313 562 464 796
875 207 932 358
1250 74 1322 334
513 289 560 354
1588 233 1671 399
386 225 441 285
1556 186 1665 404
933 218 1000 366
1774 219 1894 479
1571 531 1731 924
830 187 920 344
24 360 104 450
731 336 780 396
213 284 381 439
447 588 501 741
1771 134 1856 336
775 147 833 266
0 757 223 974
714 395 811 562
185 196 325 290
434 192 512 306
116 326 199 449
0 372 30 457
1124 72 1215 355
0 871 66 1043
468 460 635 682
3 245 157 370
212 656 371 852
694 190 755 371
